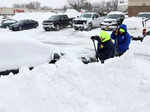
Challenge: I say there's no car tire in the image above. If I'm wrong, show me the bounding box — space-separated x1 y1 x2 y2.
55 24 60 31
19 26 22 31
44 28 50 31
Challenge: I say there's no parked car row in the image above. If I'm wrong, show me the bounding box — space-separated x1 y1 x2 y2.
1 11 150 41
0 12 124 32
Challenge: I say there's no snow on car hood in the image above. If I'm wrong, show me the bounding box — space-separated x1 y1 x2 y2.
74 17 92 21
0 31 53 71
103 18 117 22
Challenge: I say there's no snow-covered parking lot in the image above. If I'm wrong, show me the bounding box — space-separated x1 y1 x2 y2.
1 12 150 112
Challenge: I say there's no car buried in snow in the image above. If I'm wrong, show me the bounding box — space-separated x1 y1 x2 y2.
0 36 54 75
42 14 73 31
73 12 103 31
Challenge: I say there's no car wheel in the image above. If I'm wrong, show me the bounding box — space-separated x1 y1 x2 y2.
19 26 22 31
44 28 50 31
55 24 60 31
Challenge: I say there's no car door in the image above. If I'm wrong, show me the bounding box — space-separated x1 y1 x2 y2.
23 21 29 29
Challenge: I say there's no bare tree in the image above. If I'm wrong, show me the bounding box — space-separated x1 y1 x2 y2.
113 0 118 10
13 1 41 9
67 0 92 11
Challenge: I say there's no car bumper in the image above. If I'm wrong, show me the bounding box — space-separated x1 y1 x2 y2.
43 24 55 29
73 24 88 30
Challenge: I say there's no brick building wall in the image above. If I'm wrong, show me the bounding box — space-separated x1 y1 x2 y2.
128 0 150 16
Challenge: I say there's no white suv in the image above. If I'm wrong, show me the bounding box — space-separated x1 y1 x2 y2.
123 17 150 41
73 12 103 31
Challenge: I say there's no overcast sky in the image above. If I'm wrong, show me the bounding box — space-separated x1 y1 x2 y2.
0 0 108 8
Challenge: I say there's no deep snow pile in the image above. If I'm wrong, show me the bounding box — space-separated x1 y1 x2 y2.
0 12 150 112
0 29 54 71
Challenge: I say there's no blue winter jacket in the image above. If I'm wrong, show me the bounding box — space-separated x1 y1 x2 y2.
111 24 131 53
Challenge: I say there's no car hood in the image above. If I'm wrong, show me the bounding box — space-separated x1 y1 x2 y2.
74 17 92 21
103 18 117 22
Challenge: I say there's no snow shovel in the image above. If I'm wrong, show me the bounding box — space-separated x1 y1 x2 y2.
92 39 99 62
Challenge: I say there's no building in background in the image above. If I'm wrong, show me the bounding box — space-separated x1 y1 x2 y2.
128 0 150 16
0 8 15 16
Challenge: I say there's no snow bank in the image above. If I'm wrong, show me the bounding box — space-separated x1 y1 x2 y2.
64 9 81 18
0 12 150 112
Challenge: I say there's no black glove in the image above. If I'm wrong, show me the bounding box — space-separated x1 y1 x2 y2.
90 36 99 40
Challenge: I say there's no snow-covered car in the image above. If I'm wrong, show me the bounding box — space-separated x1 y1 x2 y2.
123 17 150 41
101 11 125 30
0 36 53 75
73 12 103 31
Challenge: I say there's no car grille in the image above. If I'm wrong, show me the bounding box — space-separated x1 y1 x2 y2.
43 23 53 25
104 21 112 24
74 20 86 24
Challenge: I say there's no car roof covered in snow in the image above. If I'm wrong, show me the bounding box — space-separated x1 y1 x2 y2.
123 17 143 27
0 34 53 71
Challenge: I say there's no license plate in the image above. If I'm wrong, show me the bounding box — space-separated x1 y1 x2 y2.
106 26 109 30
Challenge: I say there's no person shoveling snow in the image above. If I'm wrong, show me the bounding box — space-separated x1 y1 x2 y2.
82 30 115 64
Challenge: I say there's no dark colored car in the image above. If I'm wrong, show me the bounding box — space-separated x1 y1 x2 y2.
9 20 39 31
42 15 73 31
0 19 17 28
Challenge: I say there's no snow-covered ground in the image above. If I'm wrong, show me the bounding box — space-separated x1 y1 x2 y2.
0 12 150 112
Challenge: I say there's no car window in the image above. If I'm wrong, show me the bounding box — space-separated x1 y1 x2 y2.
81 14 92 18
3 20 16 24
107 14 122 19
95 14 99 18
137 14 150 18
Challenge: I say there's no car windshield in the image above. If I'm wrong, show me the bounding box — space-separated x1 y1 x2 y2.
48 16 60 20
3 20 17 24
107 14 122 19
81 14 92 18
137 14 150 18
